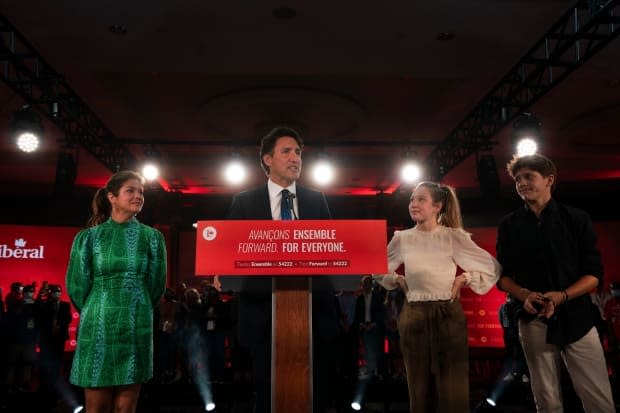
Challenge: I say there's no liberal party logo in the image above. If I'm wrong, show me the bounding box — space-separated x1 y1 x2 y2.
0 238 45 259
202 226 217 241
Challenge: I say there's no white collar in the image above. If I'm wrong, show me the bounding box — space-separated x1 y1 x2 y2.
267 179 297 199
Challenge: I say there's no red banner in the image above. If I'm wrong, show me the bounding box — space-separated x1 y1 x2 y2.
0 225 81 351
195 220 387 275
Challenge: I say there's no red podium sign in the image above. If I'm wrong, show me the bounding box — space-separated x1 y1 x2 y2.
195 220 387 275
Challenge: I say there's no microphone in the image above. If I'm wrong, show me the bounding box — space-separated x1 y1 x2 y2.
288 193 298 220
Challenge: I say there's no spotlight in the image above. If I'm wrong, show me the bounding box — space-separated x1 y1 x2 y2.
511 112 542 157
185 326 215 413
310 150 335 186
73 406 84 413
16 132 39 152
142 163 160 181
400 149 422 184
473 397 500 412
49 101 60 118
141 145 162 181
515 138 538 157
350 373 372 412
401 162 422 184
312 160 334 185
9 105 44 153
224 159 247 184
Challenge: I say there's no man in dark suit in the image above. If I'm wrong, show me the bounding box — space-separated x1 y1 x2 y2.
225 126 338 413
354 276 386 379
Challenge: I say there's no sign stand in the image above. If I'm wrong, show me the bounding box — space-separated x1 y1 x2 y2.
273 276 311 412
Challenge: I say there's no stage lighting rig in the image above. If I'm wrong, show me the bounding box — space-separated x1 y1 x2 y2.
9 105 44 153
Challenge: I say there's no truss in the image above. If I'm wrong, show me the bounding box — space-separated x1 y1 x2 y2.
426 0 620 180
0 14 136 172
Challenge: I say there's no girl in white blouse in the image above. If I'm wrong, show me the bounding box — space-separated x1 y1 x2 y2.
374 181 501 413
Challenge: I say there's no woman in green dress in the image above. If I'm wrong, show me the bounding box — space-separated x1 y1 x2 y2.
66 170 167 413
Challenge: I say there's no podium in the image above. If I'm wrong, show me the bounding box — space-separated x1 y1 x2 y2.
273 277 312 412
195 220 387 412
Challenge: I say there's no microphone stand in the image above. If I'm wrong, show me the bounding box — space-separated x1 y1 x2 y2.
288 193 298 220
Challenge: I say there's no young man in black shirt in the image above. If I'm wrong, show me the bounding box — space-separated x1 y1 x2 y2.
496 153 615 412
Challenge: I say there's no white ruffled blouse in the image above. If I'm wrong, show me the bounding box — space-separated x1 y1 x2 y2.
374 225 501 302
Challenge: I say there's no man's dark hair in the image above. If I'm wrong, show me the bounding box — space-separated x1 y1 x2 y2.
506 153 557 180
259 126 303 175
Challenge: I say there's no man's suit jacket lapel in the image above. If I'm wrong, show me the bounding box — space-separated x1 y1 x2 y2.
254 185 272 219
296 186 309 219
296 185 330 219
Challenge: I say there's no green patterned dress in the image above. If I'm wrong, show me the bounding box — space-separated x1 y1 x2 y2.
66 217 167 387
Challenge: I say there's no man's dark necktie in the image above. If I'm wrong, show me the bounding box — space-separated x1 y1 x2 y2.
281 189 293 220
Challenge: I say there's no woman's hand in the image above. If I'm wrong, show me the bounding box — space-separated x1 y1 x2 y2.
395 275 408 292
450 274 467 302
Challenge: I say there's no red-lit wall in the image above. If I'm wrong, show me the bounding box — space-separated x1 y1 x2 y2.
463 227 506 347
